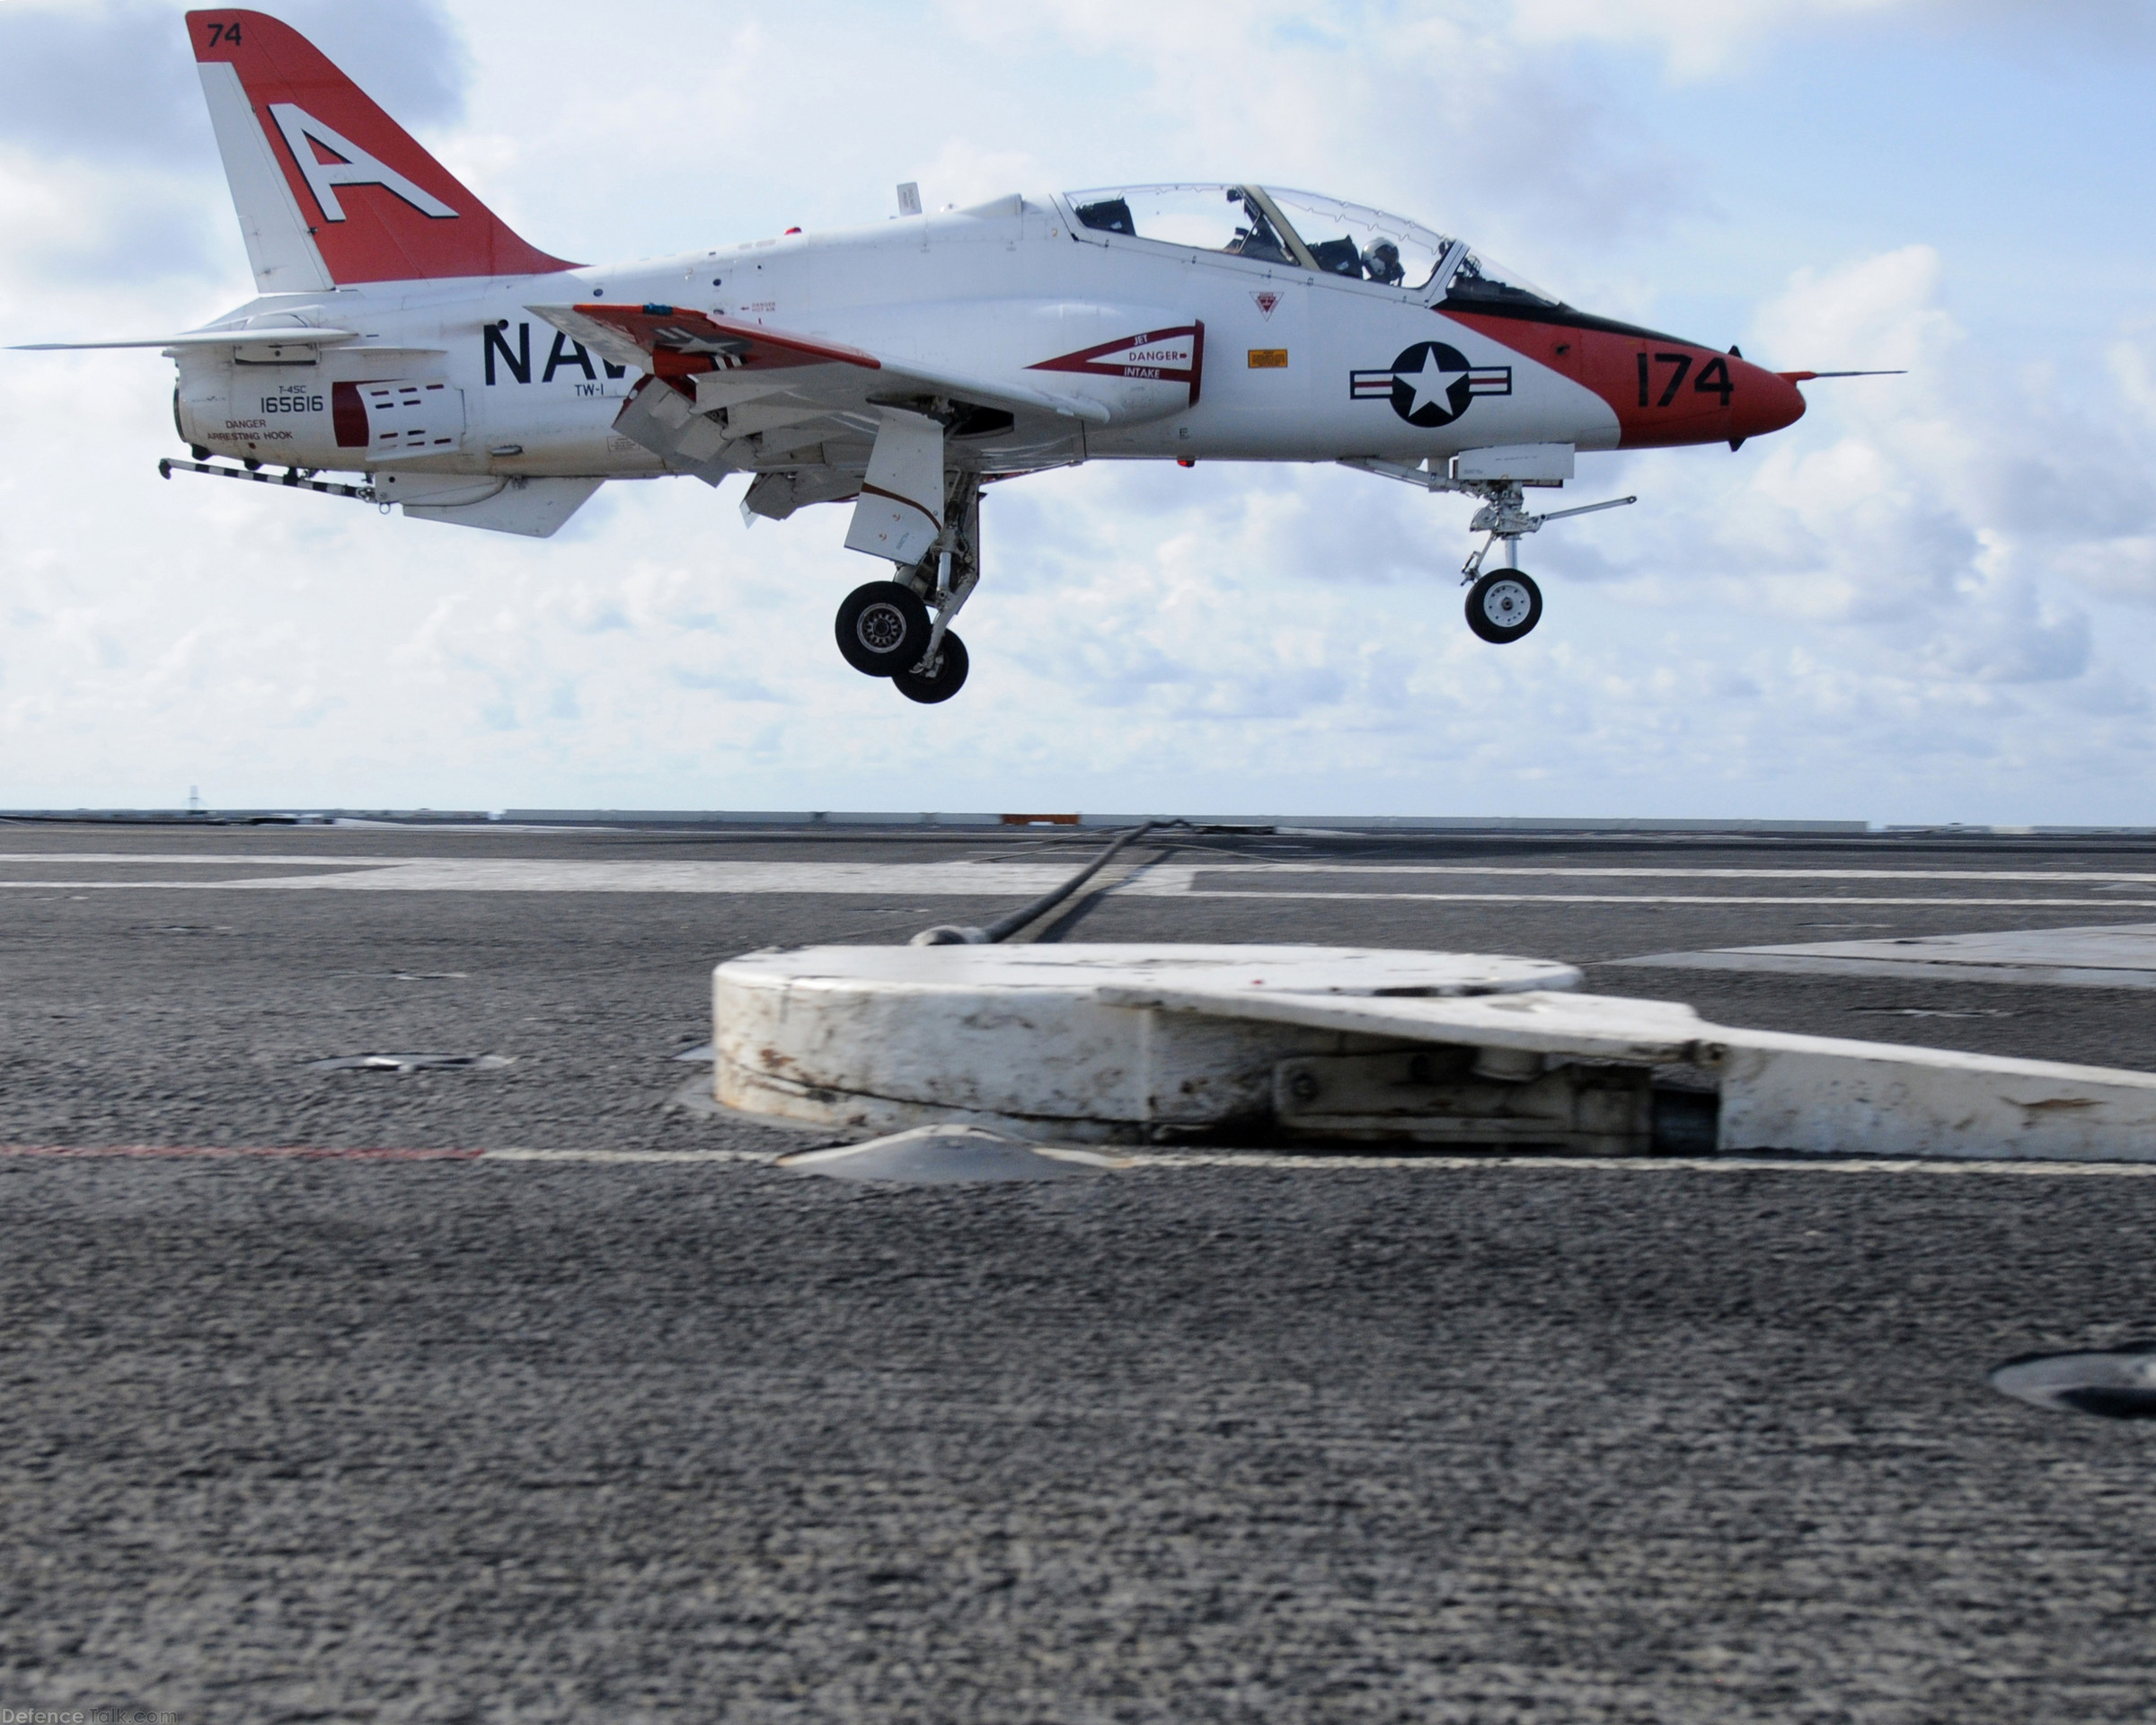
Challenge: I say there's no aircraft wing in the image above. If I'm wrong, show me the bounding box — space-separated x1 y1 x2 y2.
529 300 1144 490
528 302 1112 432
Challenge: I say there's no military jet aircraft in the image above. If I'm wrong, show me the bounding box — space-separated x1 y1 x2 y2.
20 9 1860 703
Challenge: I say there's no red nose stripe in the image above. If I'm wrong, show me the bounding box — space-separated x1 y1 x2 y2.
1731 368 1807 441
1440 309 1806 450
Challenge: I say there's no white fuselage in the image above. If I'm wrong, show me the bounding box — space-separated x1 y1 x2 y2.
173 193 1623 488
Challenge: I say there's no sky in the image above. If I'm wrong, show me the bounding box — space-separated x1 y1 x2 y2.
2 0 2154 820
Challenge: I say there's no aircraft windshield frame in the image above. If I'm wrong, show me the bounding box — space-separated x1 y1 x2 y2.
1065 184 1305 268
1434 248 1562 313
1255 187 1455 291
1065 182 1455 290
1065 182 1560 307
1262 188 1560 307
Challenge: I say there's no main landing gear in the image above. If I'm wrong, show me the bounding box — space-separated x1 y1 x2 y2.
835 472 980 703
1340 458 1638 647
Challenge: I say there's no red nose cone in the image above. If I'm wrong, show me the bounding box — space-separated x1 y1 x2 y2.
1732 363 1807 440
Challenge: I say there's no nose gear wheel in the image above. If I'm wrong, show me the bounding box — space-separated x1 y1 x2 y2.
1465 569 1542 644
1337 460 1642 647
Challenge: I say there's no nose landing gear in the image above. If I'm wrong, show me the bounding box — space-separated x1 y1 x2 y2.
1339 458 1637 647
1453 481 1633 647
1464 569 1542 644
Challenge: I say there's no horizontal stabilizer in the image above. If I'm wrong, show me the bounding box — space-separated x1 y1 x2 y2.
13 329 358 351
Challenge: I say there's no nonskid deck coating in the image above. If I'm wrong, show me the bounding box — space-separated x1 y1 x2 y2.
4 823 2156 1722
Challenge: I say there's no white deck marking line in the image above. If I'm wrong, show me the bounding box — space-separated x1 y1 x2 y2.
3 882 2149 907
4 883 2151 908
1123 1153 2156 1175
1612 952 2156 989
0 881 396 889
1 855 2152 904
0 1144 764 1163
0 861 1084 893
11 855 2156 883
9 1143 2156 1175
5 853 2156 881
0 1144 482 1161
0 879 370 889
1182 865 2156 882
1162 891 2156 908
482 1147 774 1163
1613 924 2156 987
0 854 402 865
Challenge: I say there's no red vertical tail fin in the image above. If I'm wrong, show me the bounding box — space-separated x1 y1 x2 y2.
188 9 579 288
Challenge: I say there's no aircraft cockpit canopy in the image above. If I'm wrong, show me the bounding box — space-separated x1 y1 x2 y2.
1258 187 1450 288
1065 183 1558 308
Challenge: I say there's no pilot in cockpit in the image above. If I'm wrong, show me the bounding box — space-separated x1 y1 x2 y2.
1359 240 1404 286
1299 226 1408 286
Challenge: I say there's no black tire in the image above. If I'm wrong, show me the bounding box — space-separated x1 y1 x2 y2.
1464 570 1542 644
893 631 969 704
835 580 931 676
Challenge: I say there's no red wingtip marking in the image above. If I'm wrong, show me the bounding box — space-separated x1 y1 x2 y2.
570 305 883 372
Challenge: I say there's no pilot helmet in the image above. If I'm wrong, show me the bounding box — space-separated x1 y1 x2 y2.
1361 240 1403 285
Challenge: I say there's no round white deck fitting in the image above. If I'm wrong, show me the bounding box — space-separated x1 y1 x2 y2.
714 944 1582 1144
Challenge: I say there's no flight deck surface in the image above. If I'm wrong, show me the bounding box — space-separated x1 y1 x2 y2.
4 821 2153 1721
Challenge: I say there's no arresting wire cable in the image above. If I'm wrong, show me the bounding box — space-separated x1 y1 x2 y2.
911 819 1195 946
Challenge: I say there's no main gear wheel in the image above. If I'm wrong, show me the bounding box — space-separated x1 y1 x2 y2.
835 580 931 676
893 632 970 703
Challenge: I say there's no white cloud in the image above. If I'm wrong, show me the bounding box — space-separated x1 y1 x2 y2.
1504 0 2154 79
1749 243 1957 374
0 146 222 288
1507 0 1903 77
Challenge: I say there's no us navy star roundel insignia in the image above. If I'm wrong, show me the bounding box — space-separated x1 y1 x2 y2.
1350 341 1511 428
